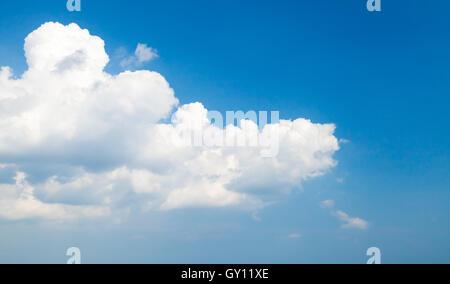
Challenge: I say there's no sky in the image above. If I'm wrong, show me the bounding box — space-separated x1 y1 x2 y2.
0 0 449 264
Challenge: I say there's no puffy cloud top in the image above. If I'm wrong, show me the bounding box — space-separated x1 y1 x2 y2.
0 22 340 221
24 23 109 74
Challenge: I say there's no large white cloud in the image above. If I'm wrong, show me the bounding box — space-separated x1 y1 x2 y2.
0 22 340 221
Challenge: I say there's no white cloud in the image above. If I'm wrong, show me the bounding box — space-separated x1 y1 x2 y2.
333 210 369 230
321 200 368 230
339 138 350 144
0 22 340 221
320 199 335 209
0 172 109 221
0 164 14 169
135 43 158 63
251 212 262 222
120 43 158 68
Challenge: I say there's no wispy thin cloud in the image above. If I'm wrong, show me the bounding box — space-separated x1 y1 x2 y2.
320 199 335 209
120 43 158 68
288 234 302 239
339 138 351 144
252 211 262 222
333 210 369 230
321 200 369 230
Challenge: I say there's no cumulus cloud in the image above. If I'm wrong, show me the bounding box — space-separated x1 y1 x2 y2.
120 43 158 68
0 22 340 222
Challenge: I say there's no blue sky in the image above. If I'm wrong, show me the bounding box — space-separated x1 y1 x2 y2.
0 0 449 264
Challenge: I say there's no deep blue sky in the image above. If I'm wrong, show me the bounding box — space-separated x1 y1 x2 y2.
0 0 449 263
